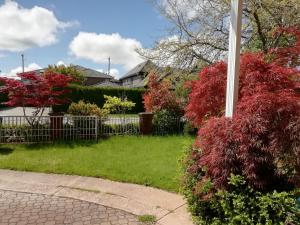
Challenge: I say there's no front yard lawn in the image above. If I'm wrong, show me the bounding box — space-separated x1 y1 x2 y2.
108 114 139 118
0 136 194 192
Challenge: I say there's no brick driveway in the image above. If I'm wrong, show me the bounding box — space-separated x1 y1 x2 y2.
0 190 142 225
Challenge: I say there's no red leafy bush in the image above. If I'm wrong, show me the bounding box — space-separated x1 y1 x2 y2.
185 29 300 191
270 27 300 67
143 73 182 114
186 53 299 127
195 93 300 191
185 62 227 125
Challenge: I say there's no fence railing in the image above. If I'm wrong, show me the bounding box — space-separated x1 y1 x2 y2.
100 117 140 136
0 116 99 143
0 115 185 143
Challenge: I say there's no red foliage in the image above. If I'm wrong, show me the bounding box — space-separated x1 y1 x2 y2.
185 61 227 125
270 27 300 67
186 53 299 126
185 28 300 191
195 92 300 191
0 71 73 108
143 73 182 114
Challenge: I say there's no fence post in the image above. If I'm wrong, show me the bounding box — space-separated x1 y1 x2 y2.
0 117 2 143
49 113 64 140
139 112 154 135
95 116 98 141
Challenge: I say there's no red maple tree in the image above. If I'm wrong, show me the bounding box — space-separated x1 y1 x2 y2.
143 73 182 114
0 71 72 125
185 28 300 191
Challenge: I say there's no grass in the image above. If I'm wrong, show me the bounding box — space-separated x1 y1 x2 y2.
0 136 194 192
108 114 139 118
138 215 156 224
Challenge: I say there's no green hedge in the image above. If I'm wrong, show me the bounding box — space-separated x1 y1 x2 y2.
53 85 145 114
0 92 7 108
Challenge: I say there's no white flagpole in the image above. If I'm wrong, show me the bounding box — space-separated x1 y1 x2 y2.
225 0 243 118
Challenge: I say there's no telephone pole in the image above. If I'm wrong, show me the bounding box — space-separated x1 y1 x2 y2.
21 54 25 73
108 57 111 75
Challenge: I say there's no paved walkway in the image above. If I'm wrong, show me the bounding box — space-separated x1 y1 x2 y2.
0 190 140 225
0 107 50 116
0 170 193 225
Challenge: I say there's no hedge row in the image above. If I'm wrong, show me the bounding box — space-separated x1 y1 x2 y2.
53 85 146 114
0 93 8 108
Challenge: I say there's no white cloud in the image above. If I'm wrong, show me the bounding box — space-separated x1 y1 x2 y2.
56 60 66 66
0 1 77 52
69 32 144 70
96 69 104 73
1 63 42 79
110 68 120 78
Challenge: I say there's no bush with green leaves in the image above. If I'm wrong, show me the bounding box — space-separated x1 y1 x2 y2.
68 100 109 118
67 101 108 138
103 95 135 114
182 147 300 225
0 79 7 108
46 65 85 84
152 110 183 135
183 121 198 136
0 92 7 108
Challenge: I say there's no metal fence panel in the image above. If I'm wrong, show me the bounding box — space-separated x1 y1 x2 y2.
0 116 98 143
100 117 140 136
0 115 186 144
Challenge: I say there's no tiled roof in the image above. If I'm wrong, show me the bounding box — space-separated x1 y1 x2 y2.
92 80 121 87
119 60 159 80
32 65 113 79
72 65 113 79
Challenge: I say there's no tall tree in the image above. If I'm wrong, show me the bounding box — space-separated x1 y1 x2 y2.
139 0 300 69
46 65 85 85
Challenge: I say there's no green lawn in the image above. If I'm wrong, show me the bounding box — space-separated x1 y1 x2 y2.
108 114 139 118
0 136 194 192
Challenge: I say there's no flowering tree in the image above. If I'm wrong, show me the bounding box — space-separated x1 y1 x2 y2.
0 71 72 126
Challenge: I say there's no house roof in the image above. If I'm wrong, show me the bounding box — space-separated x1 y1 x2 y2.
33 65 113 79
71 65 113 79
119 60 157 80
92 79 121 88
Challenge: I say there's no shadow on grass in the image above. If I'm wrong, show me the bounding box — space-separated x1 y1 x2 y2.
0 147 14 155
1 136 115 151
23 140 99 150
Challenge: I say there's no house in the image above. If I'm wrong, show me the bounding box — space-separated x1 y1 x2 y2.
92 79 121 88
70 65 113 86
33 65 114 86
119 60 159 88
30 61 176 89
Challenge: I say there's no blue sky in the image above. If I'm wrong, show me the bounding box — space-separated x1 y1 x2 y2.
0 0 169 79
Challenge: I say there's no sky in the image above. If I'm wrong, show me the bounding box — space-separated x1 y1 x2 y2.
0 0 169 79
